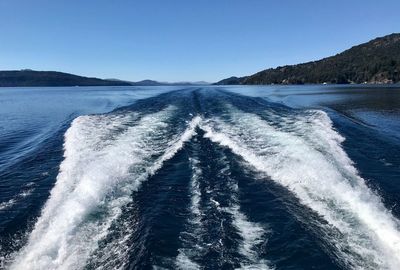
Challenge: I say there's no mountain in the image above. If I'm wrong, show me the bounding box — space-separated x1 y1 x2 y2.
215 76 246 85
0 70 132 87
191 81 211 85
0 70 211 87
216 33 400 85
131 80 210 86
131 80 165 86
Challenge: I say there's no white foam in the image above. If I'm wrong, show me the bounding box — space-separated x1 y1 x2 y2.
220 155 272 270
0 198 17 211
175 253 201 270
0 187 34 211
227 205 271 270
10 109 200 270
201 106 400 270
176 156 202 270
177 145 272 270
186 157 202 221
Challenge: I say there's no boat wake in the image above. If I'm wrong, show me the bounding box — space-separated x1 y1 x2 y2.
8 89 400 270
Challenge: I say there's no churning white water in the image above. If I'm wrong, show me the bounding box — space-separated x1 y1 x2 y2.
10 108 200 270
201 105 400 270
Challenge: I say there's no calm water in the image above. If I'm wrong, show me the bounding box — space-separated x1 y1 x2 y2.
0 85 399 269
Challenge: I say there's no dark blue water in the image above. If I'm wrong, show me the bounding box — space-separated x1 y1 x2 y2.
0 86 399 270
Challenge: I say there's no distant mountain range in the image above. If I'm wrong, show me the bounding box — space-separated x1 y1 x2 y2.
0 70 132 87
216 33 400 85
129 80 210 86
0 70 209 87
2 33 399 87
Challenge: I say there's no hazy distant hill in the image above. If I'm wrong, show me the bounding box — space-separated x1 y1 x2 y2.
131 80 210 86
0 70 132 87
216 33 400 85
130 80 165 86
0 70 210 87
215 76 247 85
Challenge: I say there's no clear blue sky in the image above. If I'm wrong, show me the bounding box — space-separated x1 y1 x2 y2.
0 0 399 82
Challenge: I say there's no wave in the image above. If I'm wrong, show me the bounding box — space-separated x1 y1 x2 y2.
0 183 35 211
200 104 400 269
227 207 270 270
175 156 203 270
8 89 400 269
9 107 200 270
219 152 271 270
176 137 272 270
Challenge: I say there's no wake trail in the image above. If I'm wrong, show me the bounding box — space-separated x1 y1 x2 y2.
175 132 272 270
200 103 400 269
9 106 200 270
9 89 400 270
